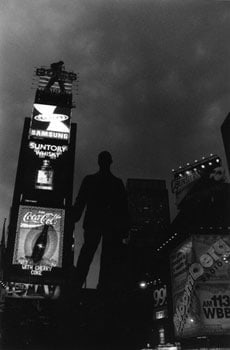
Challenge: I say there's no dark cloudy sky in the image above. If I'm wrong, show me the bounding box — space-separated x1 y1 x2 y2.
1 0 230 286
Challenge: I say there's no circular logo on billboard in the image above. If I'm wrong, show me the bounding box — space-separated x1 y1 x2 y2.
34 114 69 122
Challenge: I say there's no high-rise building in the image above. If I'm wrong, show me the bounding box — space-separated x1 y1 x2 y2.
126 178 170 284
0 219 6 278
126 179 174 347
170 154 229 231
221 112 230 174
126 178 170 247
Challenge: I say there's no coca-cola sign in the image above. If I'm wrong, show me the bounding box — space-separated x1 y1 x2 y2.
21 211 61 228
13 205 64 269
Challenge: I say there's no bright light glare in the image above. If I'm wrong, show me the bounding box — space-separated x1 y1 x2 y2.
139 281 147 289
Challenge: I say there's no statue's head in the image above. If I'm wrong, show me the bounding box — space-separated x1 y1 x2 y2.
98 151 113 170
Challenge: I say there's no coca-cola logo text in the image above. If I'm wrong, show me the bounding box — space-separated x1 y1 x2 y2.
23 211 61 226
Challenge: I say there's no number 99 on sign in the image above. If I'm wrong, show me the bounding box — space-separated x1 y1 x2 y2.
153 286 167 307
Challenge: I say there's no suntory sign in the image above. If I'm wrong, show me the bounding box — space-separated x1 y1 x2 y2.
20 139 71 197
29 141 68 159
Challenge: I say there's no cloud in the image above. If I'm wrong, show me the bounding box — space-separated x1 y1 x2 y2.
0 0 230 225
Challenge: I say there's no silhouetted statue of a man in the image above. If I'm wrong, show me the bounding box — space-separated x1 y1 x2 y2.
45 61 65 93
72 151 129 292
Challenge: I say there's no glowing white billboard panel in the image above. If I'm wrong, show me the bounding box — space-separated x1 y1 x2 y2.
29 104 71 141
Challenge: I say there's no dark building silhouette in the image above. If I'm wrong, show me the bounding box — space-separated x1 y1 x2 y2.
0 219 6 278
126 179 170 246
170 154 229 233
0 219 6 304
125 179 174 347
221 112 230 175
126 178 170 283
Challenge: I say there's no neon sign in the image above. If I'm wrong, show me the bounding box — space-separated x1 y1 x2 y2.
153 285 167 308
29 141 68 159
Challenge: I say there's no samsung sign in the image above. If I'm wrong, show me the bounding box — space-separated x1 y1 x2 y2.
29 104 71 141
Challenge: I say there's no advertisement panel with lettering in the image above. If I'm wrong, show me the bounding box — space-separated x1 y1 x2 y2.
198 284 230 332
170 235 230 338
20 140 71 202
5 281 61 299
153 284 168 320
171 156 224 208
13 206 64 276
29 104 71 141
170 238 193 293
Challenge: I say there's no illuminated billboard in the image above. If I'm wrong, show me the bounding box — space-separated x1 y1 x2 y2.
20 139 71 201
13 206 64 276
171 155 224 208
153 284 168 320
29 141 68 160
170 235 230 338
5 282 60 299
29 103 71 141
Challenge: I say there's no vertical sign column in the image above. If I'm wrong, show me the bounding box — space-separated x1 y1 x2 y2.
5 66 77 298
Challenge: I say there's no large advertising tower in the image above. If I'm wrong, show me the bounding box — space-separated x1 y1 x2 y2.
4 62 77 299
